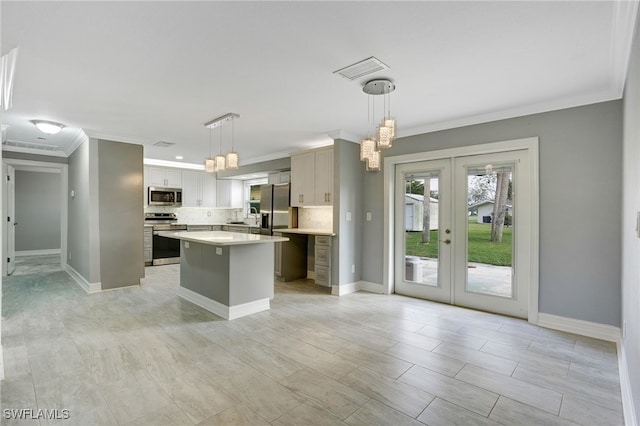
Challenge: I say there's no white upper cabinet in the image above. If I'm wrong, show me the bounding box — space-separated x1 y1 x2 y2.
147 167 182 188
314 148 333 206
217 179 243 208
291 147 333 207
182 171 217 207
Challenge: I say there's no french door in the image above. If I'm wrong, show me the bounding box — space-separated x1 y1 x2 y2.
394 150 531 318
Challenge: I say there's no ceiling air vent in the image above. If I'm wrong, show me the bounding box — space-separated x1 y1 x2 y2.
333 56 389 81
153 141 175 148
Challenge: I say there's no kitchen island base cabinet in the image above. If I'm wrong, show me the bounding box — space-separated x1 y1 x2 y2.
178 240 275 320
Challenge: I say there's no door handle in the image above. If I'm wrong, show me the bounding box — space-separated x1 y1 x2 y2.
440 239 451 245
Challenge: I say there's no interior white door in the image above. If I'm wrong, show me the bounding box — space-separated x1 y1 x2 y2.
394 150 531 319
7 165 16 275
395 159 452 303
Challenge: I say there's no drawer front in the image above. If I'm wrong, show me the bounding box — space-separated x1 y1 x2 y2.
187 225 211 232
315 245 330 266
225 226 249 233
315 235 332 246
315 265 331 286
211 225 222 231
143 249 152 262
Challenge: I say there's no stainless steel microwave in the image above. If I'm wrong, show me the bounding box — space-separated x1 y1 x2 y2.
148 187 182 206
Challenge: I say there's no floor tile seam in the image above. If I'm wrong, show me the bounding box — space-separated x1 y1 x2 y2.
266 399 309 425
512 365 624 403
454 365 564 406
368 394 434 423
431 344 520 376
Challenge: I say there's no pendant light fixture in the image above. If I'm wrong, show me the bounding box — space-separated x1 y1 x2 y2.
226 115 239 169
214 123 226 172
204 126 215 173
204 113 240 172
359 78 396 171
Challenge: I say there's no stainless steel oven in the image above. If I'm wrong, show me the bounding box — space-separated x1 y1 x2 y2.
144 213 187 265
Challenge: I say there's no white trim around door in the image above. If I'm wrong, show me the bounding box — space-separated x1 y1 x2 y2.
383 137 540 323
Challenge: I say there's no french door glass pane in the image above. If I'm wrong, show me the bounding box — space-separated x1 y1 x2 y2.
404 171 440 286
466 163 514 298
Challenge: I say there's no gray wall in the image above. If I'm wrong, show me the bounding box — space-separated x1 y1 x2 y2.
15 170 61 251
622 12 640 420
362 100 623 327
333 139 363 287
67 140 94 281
98 139 144 289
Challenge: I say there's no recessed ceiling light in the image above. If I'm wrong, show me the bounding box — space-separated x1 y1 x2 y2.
31 120 65 135
175 155 183 160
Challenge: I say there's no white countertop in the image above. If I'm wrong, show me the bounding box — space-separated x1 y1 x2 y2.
277 228 335 236
158 230 289 246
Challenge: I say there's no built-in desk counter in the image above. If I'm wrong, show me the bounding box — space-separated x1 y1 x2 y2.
159 231 288 319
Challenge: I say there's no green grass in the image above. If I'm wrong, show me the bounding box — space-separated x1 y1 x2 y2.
405 219 512 266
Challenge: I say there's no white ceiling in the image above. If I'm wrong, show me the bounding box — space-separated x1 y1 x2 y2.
1 1 637 167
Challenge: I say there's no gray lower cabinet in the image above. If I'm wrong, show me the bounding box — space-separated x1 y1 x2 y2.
187 225 212 232
143 227 153 265
314 235 332 287
223 225 250 233
274 232 307 281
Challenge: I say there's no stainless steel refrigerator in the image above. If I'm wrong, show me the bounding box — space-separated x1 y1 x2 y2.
259 183 292 235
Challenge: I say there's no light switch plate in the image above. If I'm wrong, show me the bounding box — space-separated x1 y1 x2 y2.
346 211 352 222
216 247 222 255
366 212 372 221
184 241 189 248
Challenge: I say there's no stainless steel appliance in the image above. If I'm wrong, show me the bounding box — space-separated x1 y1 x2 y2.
148 187 182 206
259 183 292 235
144 213 187 265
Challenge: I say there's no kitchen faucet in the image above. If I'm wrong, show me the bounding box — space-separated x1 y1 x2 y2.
250 207 259 225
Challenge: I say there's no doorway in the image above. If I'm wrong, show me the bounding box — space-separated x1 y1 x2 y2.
2 159 68 277
384 138 538 321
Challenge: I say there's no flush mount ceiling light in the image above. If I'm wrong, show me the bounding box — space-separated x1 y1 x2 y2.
359 78 397 172
31 119 65 135
204 113 240 172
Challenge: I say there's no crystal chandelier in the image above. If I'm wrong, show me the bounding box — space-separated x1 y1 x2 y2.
360 79 396 172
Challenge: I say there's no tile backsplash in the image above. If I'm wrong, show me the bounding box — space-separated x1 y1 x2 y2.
145 206 242 224
298 206 333 230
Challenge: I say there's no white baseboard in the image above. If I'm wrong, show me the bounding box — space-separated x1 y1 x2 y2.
332 281 358 296
65 265 101 294
618 340 638 426
0 344 4 381
357 281 386 294
537 313 621 342
177 286 270 320
331 281 386 296
16 249 61 257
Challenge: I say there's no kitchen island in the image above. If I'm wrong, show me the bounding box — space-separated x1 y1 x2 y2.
159 231 289 320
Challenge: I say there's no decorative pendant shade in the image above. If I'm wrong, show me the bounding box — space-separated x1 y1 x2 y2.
366 150 381 172
384 118 396 139
204 158 215 173
360 137 377 161
214 155 226 172
377 124 393 149
226 151 239 169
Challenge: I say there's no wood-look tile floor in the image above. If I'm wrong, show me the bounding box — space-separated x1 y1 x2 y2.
1 263 624 425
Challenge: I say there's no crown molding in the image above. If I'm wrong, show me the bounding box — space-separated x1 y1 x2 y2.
610 0 640 95
63 128 89 156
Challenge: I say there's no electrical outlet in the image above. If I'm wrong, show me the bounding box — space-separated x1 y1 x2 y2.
366 212 372 221
346 211 352 222
623 320 628 339
207 211 212 217
216 247 222 255
184 241 189 249
351 264 355 273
